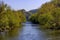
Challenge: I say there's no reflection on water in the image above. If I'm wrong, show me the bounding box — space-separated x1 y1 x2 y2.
0 22 60 40
0 27 20 40
45 30 60 40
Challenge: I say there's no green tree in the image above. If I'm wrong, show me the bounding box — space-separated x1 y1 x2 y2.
0 1 26 31
29 0 60 30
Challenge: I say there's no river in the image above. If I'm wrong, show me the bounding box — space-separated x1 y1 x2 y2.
0 21 60 40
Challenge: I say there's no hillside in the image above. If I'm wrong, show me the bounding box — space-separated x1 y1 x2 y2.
29 9 38 14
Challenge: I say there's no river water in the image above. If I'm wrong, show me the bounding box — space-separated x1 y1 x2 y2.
0 21 60 40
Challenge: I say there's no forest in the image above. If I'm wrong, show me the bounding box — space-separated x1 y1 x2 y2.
29 0 60 30
0 1 26 32
0 0 60 32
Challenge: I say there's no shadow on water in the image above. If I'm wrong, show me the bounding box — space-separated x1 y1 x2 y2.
44 30 60 40
0 27 21 40
0 21 60 40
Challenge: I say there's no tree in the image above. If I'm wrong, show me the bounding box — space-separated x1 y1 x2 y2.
0 1 26 32
29 0 60 30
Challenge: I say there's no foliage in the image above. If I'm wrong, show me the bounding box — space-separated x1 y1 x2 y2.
29 0 60 30
29 13 39 24
0 1 26 32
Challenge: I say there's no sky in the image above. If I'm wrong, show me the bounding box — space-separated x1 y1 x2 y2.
2 0 51 11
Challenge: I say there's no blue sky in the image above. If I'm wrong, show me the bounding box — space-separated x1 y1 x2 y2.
2 0 51 11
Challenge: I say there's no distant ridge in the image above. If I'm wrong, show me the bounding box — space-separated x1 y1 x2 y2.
29 9 38 13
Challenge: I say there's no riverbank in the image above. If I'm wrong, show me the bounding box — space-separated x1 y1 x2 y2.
29 0 60 31
0 1 26 32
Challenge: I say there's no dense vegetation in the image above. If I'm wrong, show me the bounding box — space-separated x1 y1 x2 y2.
0 1 26 32
29 0 60 30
